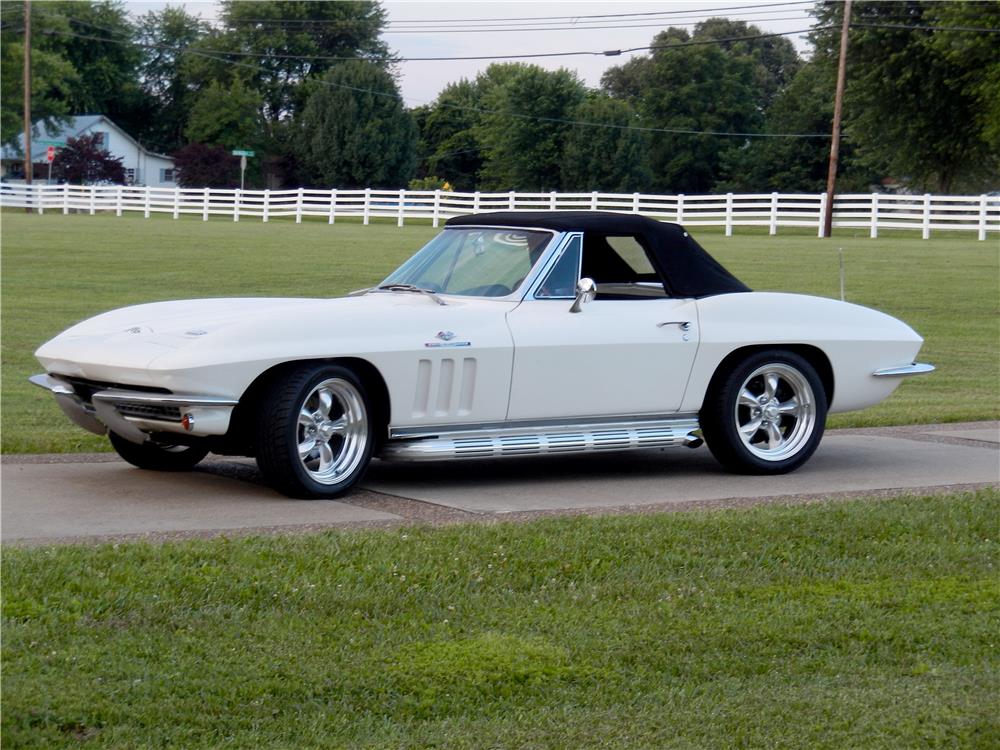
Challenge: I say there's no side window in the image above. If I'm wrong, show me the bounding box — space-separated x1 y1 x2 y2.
579 233 666 299
535 235 582 299
606 236 655 276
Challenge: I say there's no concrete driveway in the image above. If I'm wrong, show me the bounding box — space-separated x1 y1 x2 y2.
2 422 997 545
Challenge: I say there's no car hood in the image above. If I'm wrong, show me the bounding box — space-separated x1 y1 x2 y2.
35 293 519 376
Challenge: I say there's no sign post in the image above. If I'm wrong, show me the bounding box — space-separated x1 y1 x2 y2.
232 149 255 191
46 145 55 183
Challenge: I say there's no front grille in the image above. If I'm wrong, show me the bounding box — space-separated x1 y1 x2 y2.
114 401 182 422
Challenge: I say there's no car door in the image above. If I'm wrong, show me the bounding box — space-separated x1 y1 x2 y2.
505 233 700 421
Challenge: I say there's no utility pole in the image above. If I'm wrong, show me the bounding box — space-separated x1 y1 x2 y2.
823 0 852 239
22 0 32 191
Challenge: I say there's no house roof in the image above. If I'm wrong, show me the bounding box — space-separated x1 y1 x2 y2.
0 115 172 162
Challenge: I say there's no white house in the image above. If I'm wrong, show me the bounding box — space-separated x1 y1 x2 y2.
1 114 176 187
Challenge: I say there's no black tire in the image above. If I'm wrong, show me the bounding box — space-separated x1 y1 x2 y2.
701 350 828 475
108 431 209 471
254 364 374 499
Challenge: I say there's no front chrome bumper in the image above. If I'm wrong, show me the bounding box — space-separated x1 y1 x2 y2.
29 373 238 444
872 362 935 377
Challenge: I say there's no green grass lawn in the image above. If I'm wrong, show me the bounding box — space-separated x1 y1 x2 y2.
2 212 997 453
3 490 997 748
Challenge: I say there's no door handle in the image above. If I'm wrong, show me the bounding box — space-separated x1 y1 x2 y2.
657 321 692 331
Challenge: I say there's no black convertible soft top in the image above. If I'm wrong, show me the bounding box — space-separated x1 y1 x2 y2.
445 211 750 298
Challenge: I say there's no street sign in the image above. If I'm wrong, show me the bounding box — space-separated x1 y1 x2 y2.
231 149 255 157
38 139 65 146
46 146 55 162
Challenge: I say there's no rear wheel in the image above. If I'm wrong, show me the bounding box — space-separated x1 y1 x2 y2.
254 364 374 499
701 350 827 474
108 431 209 471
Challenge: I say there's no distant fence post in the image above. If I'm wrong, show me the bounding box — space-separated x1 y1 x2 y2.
870 193 878 239
676 194 684 224
769 192 778 235
116 185 123 217
632 192 640 214
432 189 441 227
295 187 303 224
363 187 371 225
328 188 337 224
143 186 150 219
172 187 180 220
550 191 557 210
89 186 96 215
233 190 240 222
203 187 209 221
725 193 734 236
36 185 44 215
817 192 827 237
922 193 931 240
979 194 988 241
591 191 598 211
62 183 69 215
508 190 515 210
397 188 405 227
262 189 270 223
473 191 481 212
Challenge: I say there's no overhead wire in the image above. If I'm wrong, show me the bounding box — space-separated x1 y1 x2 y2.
39 24 822 63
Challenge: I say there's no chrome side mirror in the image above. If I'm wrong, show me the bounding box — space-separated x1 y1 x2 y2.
569 277 597 313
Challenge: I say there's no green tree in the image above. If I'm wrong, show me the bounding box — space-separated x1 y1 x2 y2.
476 64 587 191
414 65 530 190
719 61 877 193
298 61 417 188
0 5 78 144
134 7 208 153
192 1 389 123
603 23 776 193
186 79 263 151
812 0 1000 192
415 79 483 190
561 95 650 192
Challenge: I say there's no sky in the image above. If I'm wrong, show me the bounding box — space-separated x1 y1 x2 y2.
122 0 820 104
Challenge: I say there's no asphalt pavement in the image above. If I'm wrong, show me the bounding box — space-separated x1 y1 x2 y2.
2 422 997 545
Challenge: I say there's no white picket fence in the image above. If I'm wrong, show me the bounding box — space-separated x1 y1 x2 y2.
2 184 998 240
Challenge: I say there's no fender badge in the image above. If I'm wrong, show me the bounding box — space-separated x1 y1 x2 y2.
425 341 471 348
436 330 456 341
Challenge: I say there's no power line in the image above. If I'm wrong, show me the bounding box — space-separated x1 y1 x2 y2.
40 25 822 63
226 2 815 26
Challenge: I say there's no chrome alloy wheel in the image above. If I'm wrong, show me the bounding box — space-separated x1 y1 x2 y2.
296 378 369 485
734 363 816 461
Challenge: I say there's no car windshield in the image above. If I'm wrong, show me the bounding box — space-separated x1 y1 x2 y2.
381 227 553 298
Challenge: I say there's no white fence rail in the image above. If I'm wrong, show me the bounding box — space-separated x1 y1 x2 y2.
3 184 997 240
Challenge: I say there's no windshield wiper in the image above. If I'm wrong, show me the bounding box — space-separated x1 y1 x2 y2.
351 283 447 306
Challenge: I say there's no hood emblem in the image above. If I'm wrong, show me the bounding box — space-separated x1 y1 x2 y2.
436 330 456 341
126 327 143 334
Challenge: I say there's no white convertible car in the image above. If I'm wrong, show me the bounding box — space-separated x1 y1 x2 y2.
32 211 933 498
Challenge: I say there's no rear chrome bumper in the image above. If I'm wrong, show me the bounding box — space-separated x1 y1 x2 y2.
872 362 935 377
29 373 237 444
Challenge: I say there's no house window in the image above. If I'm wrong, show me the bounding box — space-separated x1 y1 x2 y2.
92 131 109 151
125 168 135 184
160 168 175 183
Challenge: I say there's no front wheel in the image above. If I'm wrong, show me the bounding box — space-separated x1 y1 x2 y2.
701 350 828 475
254 364 374 499
109 431 209 471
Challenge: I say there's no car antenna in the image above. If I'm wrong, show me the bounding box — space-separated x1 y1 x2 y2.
839 247 845 301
